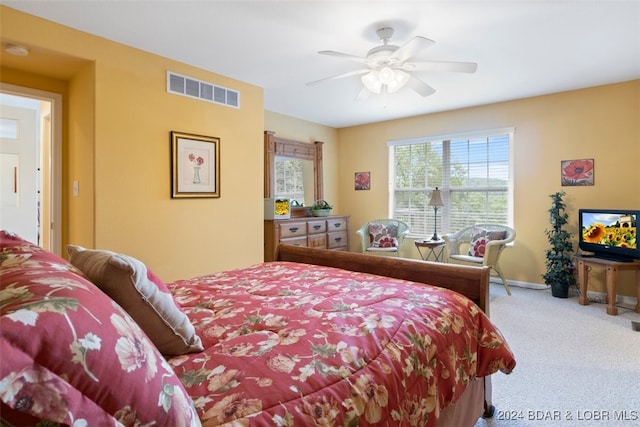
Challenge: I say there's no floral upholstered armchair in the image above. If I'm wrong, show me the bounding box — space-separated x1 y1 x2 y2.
356 219 410 257
442 223 516 295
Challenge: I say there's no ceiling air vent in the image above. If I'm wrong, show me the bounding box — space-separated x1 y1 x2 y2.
167 71 240 109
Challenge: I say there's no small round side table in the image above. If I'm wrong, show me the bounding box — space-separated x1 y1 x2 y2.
415 239 446 262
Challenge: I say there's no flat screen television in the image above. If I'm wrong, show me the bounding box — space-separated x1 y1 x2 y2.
578 209 640 262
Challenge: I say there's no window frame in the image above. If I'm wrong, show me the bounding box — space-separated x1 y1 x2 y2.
387 127 515 237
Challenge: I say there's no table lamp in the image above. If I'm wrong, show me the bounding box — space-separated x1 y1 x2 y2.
429 187 444 241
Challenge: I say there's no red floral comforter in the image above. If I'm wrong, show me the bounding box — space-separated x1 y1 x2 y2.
167 261 515 426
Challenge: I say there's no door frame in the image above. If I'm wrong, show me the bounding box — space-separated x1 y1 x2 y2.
1 83 63 255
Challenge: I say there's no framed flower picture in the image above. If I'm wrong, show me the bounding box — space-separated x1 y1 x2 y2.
171 131 220 198
355 171 370 190
561 158 594 186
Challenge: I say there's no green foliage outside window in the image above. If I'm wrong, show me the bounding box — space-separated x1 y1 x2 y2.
392 134 511 236
275 157 304 203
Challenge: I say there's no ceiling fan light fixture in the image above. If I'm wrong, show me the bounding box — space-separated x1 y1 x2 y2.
386 69 410 93
362 67 410 94
361 70 382 94
378 67 395 84
312 25 476 98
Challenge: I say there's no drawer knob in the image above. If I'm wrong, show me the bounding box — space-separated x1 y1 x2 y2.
289 227 299 232
332 223 340 228
313 225 321 230
334 237 342 242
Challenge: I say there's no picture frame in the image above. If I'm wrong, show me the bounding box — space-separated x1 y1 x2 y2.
355 171 371 190
561 158 594 186
171 131 220 198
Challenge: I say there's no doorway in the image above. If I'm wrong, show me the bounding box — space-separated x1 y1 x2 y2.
0 84 62 254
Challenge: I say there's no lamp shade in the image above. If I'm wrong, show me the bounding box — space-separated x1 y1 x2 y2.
428 187 444 207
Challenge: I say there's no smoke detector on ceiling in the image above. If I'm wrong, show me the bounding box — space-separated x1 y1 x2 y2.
5 44 30 56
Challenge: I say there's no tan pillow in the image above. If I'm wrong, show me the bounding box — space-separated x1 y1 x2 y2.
66 244 203 356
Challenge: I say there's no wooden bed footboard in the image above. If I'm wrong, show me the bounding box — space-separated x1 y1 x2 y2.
275 245 490 314
276 245 496 421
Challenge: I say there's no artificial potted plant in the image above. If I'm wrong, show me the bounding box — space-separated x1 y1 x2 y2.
309 199 333 217
542 191 577 298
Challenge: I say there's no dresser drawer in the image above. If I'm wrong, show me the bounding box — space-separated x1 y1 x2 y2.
265 215 349 262
327 231 348 249
280 236 308 248
279 222 307 239
326 217 347 232
307 233 327 248
307 219 327 234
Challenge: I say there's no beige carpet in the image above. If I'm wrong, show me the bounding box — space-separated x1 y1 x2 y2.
472 283 640 427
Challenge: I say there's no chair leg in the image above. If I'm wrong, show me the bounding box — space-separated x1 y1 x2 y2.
492 265 511 296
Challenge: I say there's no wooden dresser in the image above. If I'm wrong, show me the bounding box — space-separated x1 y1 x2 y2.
264 215 349 261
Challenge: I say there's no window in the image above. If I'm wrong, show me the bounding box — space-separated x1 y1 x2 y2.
275 156 305 202
389 128 513 236
0 118 18 139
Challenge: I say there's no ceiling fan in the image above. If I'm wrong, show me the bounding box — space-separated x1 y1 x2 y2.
306 26 477 99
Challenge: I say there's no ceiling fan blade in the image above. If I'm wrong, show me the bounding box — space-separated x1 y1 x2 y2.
306 69 370 86
318 50 368 63
356 86 371 101
403 61 478 73
390 36 435 63
405 75 436 97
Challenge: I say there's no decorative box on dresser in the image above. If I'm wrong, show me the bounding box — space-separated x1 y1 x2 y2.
264 215 349 261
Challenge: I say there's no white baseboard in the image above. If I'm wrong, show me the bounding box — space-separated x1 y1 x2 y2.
490 278 546 290
502 279 547 290
498 279 638 307
584 291 638 307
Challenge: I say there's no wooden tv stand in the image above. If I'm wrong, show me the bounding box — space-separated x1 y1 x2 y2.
575 255 640 315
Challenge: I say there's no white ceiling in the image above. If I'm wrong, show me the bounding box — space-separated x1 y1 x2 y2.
5 0 640 128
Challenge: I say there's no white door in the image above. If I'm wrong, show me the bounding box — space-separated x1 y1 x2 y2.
0 104 39 244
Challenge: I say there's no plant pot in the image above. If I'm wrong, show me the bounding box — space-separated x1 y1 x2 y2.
550 283 569 298
311 209 331 217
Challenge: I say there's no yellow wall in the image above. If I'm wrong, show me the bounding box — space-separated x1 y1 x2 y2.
67 63 96 246
1 6 265 281
337 81 640 296
264 111 340 210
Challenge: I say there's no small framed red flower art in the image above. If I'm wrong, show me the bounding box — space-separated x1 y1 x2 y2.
171 131 220 198
355 171 371 190
561 158 594 186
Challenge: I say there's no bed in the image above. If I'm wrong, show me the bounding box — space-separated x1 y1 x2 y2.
0 231 515 426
